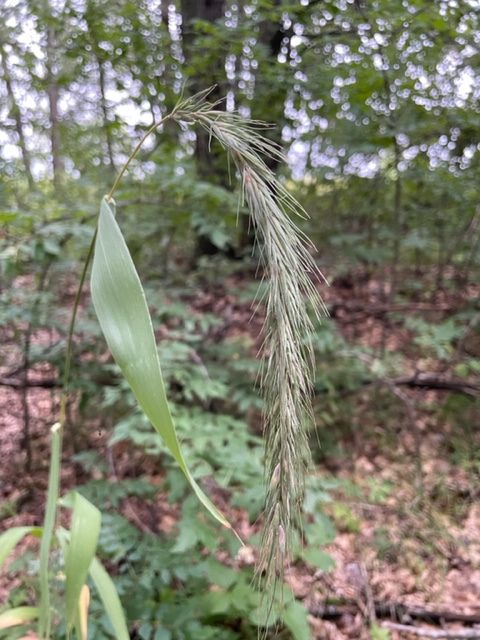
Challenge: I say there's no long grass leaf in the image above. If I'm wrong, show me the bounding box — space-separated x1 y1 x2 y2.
90 197 232 532
57 527 129 640
0 527 38 571
89 556 129 640
65 492 101 629
0 606 38 630
76 585 90 640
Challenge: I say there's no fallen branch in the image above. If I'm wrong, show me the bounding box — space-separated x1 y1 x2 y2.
317 373 479 398
329 301 457 319
392 374 479 397
310 600 480 626
382 622 480 638
2 369 478 400
0 376 59 388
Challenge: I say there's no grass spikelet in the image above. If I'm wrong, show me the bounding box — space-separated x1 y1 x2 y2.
240 163 325 584
173 93 328 588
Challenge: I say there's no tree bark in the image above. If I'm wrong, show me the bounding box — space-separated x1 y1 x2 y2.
0 43 34 189
98 58 116 172
46 25 64 192
84 1 117 173
181 0 226 180
181 0 235 259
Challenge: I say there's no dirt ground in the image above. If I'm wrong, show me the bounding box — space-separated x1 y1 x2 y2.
1 268 479 639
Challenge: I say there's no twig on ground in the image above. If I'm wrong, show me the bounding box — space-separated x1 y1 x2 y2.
309 599 480 626
382 622 480 638
360 562 377 626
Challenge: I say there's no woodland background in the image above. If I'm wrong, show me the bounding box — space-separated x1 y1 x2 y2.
0 0 479 638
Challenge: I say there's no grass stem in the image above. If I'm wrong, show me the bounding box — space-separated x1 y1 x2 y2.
38 423 61 639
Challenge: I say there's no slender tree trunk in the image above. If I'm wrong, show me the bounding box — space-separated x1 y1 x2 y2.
84 1 117 173
97 58 116 172
181 0 232 259
241 0 288 249
356 4 404 304
0 44 34 189
181 0 226 180
46 26 64 192
389 139 402 302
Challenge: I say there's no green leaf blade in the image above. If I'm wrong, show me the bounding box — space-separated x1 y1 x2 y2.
65 492 101 628
0 606 38 630
0 527 38 571
90 198 231 531
89 556 129 640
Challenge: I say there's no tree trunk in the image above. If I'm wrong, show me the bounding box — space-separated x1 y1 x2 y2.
46 26 64 192
181 0 233 259
239 0 289 249
181 0 226 181
98 57 116 172
84 1 117 173
0 43 34 189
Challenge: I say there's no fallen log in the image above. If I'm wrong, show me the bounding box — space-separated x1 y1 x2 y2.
0 376 59 388
382 621 480 638
310 600 480 626
315 373 479 398
392 374 479 397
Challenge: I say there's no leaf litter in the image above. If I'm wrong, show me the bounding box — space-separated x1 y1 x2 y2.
1 268 479 639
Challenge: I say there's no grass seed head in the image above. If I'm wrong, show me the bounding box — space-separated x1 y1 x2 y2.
174 95 327 588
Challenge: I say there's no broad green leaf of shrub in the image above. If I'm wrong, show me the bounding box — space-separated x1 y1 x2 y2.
301 547 335 571
65 492 101 628
90 197 233 533
281 600 310 640
0 211 17 223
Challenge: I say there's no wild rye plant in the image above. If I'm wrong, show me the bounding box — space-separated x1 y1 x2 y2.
0 88 326 638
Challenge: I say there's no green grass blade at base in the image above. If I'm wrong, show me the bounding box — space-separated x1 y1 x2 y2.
0 527 39 571
57 528 129 639
0 606 38 630
65 492 101 629
90 197 232 532
89 556 129 640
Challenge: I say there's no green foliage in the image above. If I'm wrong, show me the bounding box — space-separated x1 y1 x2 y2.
62 284 335 638
2 1 479 637
371 624 391 640
0 492 128 640
0 606 39 633
405 317 464 360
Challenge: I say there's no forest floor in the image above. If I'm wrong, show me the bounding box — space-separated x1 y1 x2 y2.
1 266 479 640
